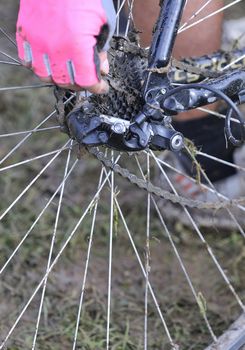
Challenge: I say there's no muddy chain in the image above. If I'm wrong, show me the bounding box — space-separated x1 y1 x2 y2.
88 146 245 210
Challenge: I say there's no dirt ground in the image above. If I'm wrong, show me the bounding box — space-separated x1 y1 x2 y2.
0 1 245 350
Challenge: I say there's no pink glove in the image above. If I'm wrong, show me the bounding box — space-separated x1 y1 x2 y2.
16 0 115 93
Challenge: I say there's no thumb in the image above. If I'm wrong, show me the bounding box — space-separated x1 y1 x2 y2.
99 51 109 75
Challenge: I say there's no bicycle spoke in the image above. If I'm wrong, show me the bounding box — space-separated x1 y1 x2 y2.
0 147 68 173
178 0 243 34
154 205 218 342
125 0 135 37
197 107 241 124
0 61 21 66
144 153 151 350
72 166 105 350
222 53 245 70
0 50 20 64
106 151 114 350
0 141 70 222
0 168 111 350
0 84 53 92
114 196 177 349
150 151 245 312
0 159 78 276
0 110 56 165
184 146 245 238
0 26 17 47
179 0 214 31
0 126 59 138
196 151 245 172
135 155 217 342
116 0 127 17
116 0 129 36
102 161 179 349
0 94 73 166
150 152 245 215
32 142 73 349
102 162 177 348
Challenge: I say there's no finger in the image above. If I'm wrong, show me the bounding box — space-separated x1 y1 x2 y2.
99 51 109 76
16 33 32 68
16 33 26 62
70 40 102 88
39 76 53 84
53 78 109 94
37 53 109 93
20 59 32 69
32 52 52 78
86 79 109 94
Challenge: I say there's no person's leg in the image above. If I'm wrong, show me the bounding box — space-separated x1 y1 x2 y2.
173 1 223 59
133 0 223 55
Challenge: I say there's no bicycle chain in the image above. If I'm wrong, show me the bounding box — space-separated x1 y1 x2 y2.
88 147 245 210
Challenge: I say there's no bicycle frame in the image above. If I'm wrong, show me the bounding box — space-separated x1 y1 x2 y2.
149 0 186 69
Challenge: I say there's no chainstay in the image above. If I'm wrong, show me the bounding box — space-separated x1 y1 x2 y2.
88 147 245 210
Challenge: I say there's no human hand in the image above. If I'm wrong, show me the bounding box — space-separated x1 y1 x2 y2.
16 0 116 94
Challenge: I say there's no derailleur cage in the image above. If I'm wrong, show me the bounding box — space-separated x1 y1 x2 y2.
66 104 184 152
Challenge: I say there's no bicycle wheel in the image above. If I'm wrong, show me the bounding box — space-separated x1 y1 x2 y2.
0 1 244 349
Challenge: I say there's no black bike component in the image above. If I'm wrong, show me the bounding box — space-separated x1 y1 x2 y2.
150 124 184 151
144 72 170 102
67 109 106 146
238 89 245 104
126 121 152 150
226 107 245 146
162 82 245 146
149 0 186 69
163 70 245 113
134 101 162 123
67 107 184 152
143 0 186 98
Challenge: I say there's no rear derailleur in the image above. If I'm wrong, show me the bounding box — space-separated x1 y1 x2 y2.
66 100 184 153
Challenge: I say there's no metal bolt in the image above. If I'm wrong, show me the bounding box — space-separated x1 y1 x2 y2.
171 134 184 151
98 132 108 143
160 88 167 95
112 122 126 134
